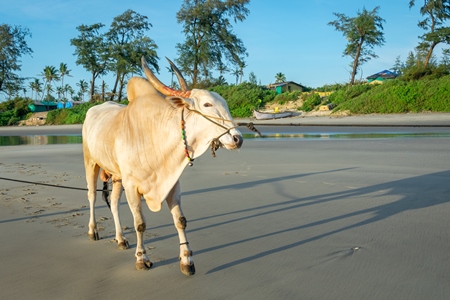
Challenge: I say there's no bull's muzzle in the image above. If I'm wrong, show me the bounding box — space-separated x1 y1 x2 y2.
233 134 243 149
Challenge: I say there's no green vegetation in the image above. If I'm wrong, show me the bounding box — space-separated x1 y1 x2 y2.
328 84 373 107
0 24 33 97
0 97 32 126
332 75 450 114
209 82 276 117
300 93 322 112
46 102 99 125
273 90 302 105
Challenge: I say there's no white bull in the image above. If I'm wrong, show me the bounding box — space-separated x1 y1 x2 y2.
82 57 243 275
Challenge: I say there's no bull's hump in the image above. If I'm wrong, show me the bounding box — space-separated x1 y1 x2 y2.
127 77 161 102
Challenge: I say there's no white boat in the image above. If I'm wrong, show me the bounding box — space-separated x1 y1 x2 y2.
253 110 293 120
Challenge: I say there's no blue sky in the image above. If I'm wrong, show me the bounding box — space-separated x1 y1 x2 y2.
0 0 439 98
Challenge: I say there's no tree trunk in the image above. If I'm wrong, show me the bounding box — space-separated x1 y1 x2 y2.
424 41 438 68
117 73 126 102
192 64 198 87
350 41 363 86
109 72 120 101
192 36 201 87
102 81 105 101
90 73 96 103
423 9 438 68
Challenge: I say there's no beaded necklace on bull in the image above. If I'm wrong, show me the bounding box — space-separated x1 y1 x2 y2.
180 109 194 166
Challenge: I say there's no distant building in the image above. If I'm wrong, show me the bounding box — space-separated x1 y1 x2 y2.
56 101 83 109
29 101 84 112
28 101 57 112
267 81 306 94
366 70 398 83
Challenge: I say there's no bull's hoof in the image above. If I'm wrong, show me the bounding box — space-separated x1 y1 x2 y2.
180 263 196 276
118 240 129 250
88 232 99 241
135 260 153 270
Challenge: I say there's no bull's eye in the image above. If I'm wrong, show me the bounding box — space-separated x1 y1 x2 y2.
203 103 213 107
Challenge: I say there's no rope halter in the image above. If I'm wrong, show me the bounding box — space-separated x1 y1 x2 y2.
180 107 241 166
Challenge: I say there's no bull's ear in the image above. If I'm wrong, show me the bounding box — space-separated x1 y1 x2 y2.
166 96 194 108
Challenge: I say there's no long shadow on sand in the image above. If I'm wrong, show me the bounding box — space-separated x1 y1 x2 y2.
148 170 450 272
199 170 450 274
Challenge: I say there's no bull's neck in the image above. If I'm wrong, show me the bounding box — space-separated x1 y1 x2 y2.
123 100 185 167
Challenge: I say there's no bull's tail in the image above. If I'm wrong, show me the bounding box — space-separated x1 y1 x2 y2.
100 169 111 210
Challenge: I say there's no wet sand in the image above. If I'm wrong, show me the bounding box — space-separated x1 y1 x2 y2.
1 116 450 299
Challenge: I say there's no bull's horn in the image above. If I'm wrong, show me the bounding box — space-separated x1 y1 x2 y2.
141 56 191 98
165 57 188 92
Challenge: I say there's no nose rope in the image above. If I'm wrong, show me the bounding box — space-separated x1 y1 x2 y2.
181 108 240 164
185 107 261 135
181 108 261 162
185 107 237 131
185 107 261 136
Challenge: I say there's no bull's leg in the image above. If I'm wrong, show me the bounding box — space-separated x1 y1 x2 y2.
124 187 152 270
85 160 100 240
166 181 195 276
109 180 129 250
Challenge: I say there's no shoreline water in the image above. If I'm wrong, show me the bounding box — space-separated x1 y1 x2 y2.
1 112 450 136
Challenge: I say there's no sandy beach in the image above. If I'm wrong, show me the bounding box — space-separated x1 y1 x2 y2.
1 114 450 299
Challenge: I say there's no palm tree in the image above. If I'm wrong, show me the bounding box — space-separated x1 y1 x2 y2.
56 86 64 101
40 66 60 100
29 79 42 100
216 75 227 85
32 79 43 100
64 84 74 101
238 62 246 84
275 72 286 83
29 81 35 100
231 69 240 85
217 63 228 76
76 79 89 102
59 63 72 98
45 84 54 101
64 84 75 100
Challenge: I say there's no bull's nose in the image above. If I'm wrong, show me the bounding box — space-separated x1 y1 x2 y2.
233 134 243 148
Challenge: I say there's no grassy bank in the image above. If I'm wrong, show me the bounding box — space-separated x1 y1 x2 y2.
331 75 450 114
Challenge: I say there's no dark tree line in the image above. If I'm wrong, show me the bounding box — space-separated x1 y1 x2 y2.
71 10 159 102
0 24 33 97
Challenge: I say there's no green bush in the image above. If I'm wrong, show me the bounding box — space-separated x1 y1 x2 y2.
400 64 449 81
300 93 322 112
46 102 100 125
328 84 373 106
334 76 450 114
209 83 276 117
273 90 302 105
0 97 32 126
